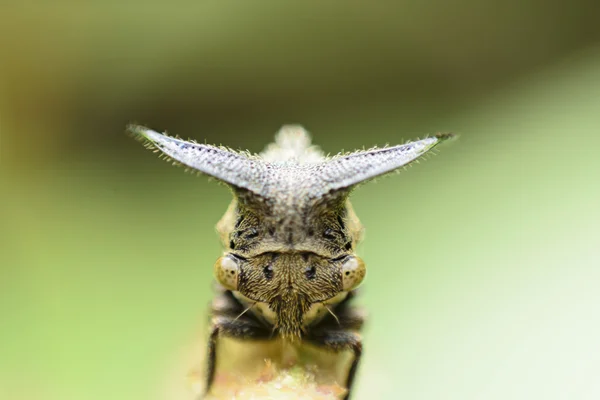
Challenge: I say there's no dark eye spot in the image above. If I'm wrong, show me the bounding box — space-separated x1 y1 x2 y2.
345 241 352 250
229 240 236 250
337 215 346 230
245 228 259 239
263 265 274 280
234 216 243 228
345 271 350 276
305 266 317 280
230 253 247 261
323 228 336 240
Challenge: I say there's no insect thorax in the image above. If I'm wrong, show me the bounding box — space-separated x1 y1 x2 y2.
217 194 363 257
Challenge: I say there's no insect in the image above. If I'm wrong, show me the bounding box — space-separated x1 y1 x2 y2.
128 124 452 399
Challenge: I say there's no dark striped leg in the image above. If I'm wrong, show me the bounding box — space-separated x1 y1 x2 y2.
203 290 270 398
307 294 366 400
306 329 363 400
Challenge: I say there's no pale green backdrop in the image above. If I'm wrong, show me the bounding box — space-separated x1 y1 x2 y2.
1 1 600 399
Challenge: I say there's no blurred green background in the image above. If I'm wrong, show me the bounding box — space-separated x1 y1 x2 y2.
1 1 600 399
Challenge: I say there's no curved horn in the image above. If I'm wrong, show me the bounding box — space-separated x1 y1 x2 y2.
128 125 267 194
317 133 454 194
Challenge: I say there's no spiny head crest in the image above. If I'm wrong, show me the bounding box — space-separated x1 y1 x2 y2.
127 124 454 209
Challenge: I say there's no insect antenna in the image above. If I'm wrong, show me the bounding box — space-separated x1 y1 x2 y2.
233 302 256 322
324 304 341 326
269 326 278 340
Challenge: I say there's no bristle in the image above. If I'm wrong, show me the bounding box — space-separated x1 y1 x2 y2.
435 132 455 141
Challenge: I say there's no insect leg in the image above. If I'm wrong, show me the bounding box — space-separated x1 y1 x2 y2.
205 323 219 398
204 289 271 397
306 329 362 400
307 294 366 400
345 336 362 400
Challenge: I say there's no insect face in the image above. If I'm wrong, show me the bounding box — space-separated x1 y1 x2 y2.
215 249 365 338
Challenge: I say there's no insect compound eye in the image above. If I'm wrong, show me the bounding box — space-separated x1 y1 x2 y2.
305 265 317 280
341 256 366 291
214 256 239 291
263 264 274 280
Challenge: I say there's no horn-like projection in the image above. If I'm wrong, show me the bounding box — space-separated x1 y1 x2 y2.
128 125 267 194
129 124 453 203
316 133 454 194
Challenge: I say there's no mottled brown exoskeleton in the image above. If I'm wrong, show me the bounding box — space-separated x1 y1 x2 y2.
128 124 452 399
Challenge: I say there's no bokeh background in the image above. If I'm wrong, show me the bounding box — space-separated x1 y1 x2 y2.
2 1 600 399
